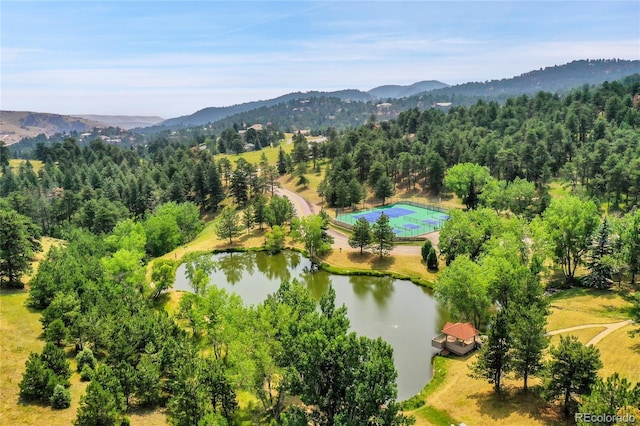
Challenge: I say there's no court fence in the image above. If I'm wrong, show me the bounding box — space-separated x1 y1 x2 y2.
331 198 449 239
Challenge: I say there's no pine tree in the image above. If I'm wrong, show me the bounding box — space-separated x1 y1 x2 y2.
348 217 372 255
206 162 225 211
371 213 395 257
243 205 255 234
472 310 511 393
215 206 242 244
584 218 614 289
277 147 287 175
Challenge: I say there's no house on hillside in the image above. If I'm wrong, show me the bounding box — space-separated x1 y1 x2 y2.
432 322 482 356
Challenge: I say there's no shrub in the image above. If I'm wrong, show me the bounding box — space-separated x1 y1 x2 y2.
80 365 94 382
427 247 439 271
50 384 71 409
76 348 97 372
421 240 433 263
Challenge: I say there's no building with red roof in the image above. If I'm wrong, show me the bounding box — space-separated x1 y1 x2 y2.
432 322 483 355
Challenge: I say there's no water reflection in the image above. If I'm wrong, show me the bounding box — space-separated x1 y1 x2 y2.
350 275 394 307
173 250 446 400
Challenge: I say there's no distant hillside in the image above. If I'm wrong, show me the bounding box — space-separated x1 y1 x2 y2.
158 89 375 129
75 114 164 130
368 80 449 99
426 59 640 99
0 111 107 145
153 59 639 132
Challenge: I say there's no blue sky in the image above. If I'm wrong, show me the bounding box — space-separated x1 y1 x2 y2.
2 1 639 117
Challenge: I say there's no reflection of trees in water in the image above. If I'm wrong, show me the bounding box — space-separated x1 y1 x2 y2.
299 268 332 300
255 252 292 283
288 251 302 270
350 275 395 307
213 252 255 284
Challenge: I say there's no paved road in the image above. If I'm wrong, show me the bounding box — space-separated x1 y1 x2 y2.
545 319 634 346
274 186 429 255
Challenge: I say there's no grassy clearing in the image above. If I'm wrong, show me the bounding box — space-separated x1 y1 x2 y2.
8 159 44 174
548 180 571 200
412 354 565 426
546 288 633 331
597 325 640 383
214 135 293 165
0 291 88 425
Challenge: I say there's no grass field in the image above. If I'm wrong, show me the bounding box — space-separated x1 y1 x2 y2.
546 288 633 331
0 291 89 425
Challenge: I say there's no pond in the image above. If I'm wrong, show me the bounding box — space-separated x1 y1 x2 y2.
174 250 448 401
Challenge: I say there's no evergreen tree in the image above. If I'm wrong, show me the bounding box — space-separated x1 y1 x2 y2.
544 335 602 417
374 174 395 205
277 147 287 175
215 206 241 244
252 194 267 230
584 218 614 289
230 168 248 206
75 378 125 426
371 213 395 257
0 209 41 288
348 217 372 255
421 240 436 266
50 384 72 409
19 353 54 402
510 304 549 391
243 205 255 234
577 373 640 425
206 162 225 211
472 310 511 393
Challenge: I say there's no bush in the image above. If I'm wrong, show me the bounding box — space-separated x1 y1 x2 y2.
50 384 71 409
76 348 97 372
80 365 94 382
421 240 433 263
427 247 439 271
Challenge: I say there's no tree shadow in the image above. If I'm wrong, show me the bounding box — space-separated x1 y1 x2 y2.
371 256 395 270
467 385 567 425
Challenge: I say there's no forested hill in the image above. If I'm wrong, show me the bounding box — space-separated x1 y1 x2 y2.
424 59 640 99
158 89 376 129
148 59 640 133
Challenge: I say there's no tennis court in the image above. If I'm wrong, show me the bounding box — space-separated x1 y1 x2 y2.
336 203 448 237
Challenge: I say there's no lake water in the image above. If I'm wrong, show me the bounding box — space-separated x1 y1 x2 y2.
173 250 447 400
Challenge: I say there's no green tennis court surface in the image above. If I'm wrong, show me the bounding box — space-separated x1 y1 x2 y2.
336 203 448 237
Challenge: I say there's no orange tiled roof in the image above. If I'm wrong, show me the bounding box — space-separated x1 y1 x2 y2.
442 322 480 340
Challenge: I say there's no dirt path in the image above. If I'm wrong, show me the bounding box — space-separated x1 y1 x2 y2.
274 186 427 255
545 319 634 346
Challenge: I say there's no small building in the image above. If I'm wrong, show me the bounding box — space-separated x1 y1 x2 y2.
432 322 482 356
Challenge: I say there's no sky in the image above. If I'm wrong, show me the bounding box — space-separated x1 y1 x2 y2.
1 1 639 118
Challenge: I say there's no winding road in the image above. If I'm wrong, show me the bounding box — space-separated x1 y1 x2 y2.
545 319 634 346
274 187 431 256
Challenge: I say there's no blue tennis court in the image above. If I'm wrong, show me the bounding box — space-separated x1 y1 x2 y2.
336 203 448 237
